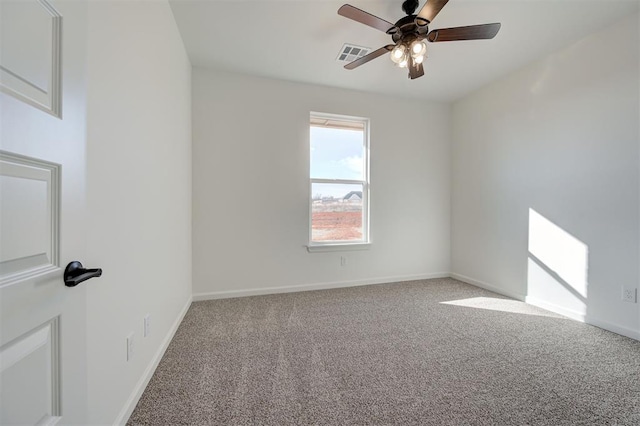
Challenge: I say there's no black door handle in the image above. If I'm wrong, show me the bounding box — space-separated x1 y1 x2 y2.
64 261 102 287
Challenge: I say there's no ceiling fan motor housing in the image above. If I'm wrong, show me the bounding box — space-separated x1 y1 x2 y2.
391 14 428 44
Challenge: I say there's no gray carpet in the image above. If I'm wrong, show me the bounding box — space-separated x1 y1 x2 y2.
128 278 640 425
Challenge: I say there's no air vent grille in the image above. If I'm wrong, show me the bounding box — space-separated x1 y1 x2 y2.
336 43 371 63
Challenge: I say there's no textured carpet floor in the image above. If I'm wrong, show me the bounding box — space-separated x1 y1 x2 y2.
128 278 640 425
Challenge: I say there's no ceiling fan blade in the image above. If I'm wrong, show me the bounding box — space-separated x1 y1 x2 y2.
416 0 449 26
427 23 501 42
338 4 397 34
344 45 394 70
409 60 425 80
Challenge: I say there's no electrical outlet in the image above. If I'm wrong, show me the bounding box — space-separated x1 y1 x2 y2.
143 315 151 337
126 333 135 361
340 256 347 266
622 286 637 303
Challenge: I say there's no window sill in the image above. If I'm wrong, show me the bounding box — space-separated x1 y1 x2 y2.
306 243 371 253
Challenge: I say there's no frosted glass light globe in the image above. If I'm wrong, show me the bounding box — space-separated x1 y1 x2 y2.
390 44 407 64
410 40 427 58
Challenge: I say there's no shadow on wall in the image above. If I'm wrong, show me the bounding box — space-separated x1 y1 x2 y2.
526 208 589 319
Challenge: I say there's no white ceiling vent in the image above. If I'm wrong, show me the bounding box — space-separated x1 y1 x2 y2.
336 44 371 63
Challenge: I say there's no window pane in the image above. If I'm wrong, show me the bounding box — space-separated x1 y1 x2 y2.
310 126 364 180
311 183 363 242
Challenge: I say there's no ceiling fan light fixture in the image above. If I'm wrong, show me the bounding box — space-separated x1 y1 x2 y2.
337 2 501 81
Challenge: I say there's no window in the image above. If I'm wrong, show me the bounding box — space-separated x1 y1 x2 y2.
309 112 369 248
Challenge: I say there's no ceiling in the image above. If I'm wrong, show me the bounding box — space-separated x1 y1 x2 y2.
169 0 639 102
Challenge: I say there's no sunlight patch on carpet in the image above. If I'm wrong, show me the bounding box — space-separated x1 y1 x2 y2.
440 297 566 318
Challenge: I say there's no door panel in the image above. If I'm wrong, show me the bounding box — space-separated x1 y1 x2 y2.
0 318 60 425
0 0 62 117
0 0 89 424
0 152 60 286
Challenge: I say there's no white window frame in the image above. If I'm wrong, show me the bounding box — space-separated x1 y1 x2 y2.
307 112 370 252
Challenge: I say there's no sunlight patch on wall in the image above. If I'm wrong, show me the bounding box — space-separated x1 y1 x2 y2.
441 297 565 318
527 208 589 316
528 208 589 297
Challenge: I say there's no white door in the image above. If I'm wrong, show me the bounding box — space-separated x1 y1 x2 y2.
0 0 91 424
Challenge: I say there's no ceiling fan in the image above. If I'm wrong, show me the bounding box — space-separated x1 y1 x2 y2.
337 0 501 79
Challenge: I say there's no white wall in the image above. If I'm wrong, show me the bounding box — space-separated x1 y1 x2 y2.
192 69 450 298
85 2 192 424
451 14 639 339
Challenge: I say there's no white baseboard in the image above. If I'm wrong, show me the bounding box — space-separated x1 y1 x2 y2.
525 296 586 322
526 296 640 341
449 272 526 301
193 272 450 301
585 316 640 341
451 272 639 342
113 296 192 426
